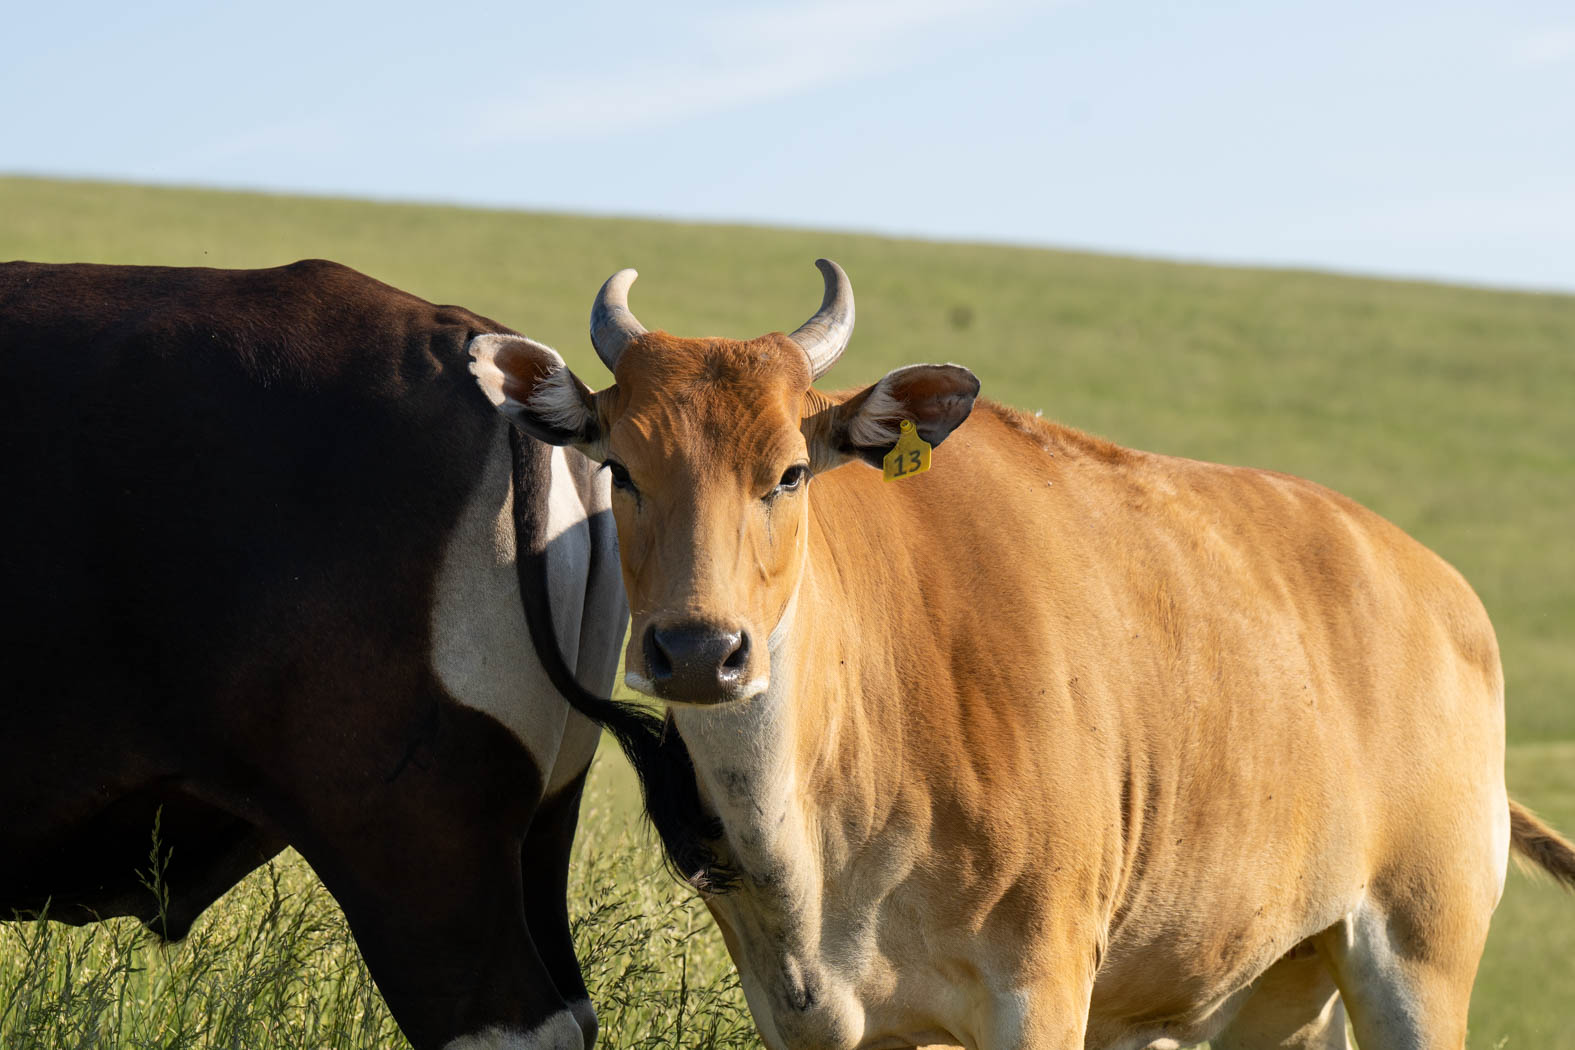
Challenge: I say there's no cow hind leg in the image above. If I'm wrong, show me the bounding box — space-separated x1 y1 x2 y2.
1211 945 1349 1050
1313 892 1487 1050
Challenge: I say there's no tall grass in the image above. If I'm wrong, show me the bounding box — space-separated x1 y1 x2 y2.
8 753 1568 1048
2 176 1571 1047
0 846 401 1049
0 765 754 1050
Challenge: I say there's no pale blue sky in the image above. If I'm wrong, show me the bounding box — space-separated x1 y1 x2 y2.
5 0 1573 291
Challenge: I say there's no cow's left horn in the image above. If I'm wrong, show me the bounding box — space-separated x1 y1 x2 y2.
788 259 855 380
589 268 647 372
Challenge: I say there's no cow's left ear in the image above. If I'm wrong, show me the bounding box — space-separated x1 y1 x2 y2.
469 334 602 450
810 363 980 471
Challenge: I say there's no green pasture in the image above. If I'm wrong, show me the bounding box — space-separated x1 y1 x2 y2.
1 175 1571 1046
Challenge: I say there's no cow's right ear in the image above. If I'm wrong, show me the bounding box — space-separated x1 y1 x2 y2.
468 334 602 450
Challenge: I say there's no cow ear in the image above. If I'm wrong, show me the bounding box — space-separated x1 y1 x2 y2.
811 363 980 471
469 334 602 450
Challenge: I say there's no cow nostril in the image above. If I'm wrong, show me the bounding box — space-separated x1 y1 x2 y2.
722 630 750 672
643 624 673 680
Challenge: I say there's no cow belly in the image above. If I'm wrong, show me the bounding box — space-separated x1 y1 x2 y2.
1 786 282 938
1086 954 1304 1050
1085 832 1367 1045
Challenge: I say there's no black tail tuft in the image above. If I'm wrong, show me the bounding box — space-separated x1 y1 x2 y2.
572 696 734 893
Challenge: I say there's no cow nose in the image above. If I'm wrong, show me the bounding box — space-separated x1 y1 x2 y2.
644 621 752 702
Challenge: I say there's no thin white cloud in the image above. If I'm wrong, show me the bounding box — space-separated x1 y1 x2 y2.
461 0 1035 144
705 0 1012 50
169 116 343 170
1511 28 1575 67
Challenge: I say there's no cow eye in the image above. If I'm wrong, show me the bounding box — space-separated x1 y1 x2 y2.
604 460 637 495
771 464 809 497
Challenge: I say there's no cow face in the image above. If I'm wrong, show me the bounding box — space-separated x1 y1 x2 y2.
471 261 978 706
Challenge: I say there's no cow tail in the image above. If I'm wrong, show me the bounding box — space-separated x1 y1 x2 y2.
508 430 732 892
1509 798 1575 893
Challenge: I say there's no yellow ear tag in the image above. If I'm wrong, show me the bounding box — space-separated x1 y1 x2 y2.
882 419 932 482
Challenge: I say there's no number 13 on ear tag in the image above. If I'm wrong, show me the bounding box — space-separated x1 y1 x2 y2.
882 419 932 482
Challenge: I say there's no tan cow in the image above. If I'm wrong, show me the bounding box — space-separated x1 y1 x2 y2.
472 261 1575 1050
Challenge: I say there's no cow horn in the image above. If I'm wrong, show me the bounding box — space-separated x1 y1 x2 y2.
788 259 855 380
589 268 647 372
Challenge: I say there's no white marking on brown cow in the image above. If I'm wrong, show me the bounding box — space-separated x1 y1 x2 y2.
442 1010 585 1050
430 429 599 794
566 999 597 1046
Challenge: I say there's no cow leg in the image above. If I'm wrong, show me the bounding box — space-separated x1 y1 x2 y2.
1212 945 1349 1050
521 770 596 1048
1314 893 1485 1050
298 814 584 1050
983 977 1090 1050
252 703 589 1050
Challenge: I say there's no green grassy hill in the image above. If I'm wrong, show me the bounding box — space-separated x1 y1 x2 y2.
2 175 1571 1047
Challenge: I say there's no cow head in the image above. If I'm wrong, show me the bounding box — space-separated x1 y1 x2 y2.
471 261 978 705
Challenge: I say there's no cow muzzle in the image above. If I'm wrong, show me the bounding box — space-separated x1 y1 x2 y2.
634 620 762 704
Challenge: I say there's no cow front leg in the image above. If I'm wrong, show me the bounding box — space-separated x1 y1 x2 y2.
521 770 597 1048
256 703 588 1050
299 806 585 1050
977 978 1091 1050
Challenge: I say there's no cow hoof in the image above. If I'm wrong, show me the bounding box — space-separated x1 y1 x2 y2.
567 999 598 1049
443 1012 586 1050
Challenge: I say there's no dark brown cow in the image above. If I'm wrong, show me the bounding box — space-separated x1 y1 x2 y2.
0 259 624 1050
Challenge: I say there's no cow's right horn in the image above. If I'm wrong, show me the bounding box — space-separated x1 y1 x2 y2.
589 268 647 372
788 258 855 380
